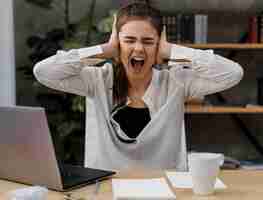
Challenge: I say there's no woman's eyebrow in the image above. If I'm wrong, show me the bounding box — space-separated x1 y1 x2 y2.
122 36 156 41
123 36 136 40
142 37 155 41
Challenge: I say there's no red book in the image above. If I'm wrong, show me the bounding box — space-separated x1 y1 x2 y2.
248 16 258 43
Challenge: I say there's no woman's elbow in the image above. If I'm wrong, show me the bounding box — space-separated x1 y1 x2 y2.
33 62 43 81
233 63 244 83
226 63 244 89
33 62 40 76
33 62 52 84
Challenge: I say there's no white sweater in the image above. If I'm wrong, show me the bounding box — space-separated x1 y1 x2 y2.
33 44 243 171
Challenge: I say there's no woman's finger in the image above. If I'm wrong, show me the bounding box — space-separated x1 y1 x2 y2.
110 14 118 42
161 25 167 42
113 13 117 28
156 25 167 65
108 13 119 59
112 14 117 34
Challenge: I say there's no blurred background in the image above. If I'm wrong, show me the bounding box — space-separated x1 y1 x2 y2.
2 0 263 166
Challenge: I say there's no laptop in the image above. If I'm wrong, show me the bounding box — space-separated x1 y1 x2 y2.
0 106 115 191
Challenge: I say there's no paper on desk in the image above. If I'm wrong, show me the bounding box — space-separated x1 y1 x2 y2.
6 186 48 200
112 178 176 200
165 172 227 189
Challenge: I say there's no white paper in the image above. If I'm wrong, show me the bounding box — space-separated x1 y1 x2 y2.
165 171 227 189
6 186 48 200
112 178 176 200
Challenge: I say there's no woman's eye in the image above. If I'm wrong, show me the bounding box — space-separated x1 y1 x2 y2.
143 42 154 45
124 40 134 44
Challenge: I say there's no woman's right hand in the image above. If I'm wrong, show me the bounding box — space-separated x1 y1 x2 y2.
101 14 119 59
156 26 171 64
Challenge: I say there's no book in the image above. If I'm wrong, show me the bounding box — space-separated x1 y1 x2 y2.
194 14 208 44
202 15 208 43
165 171 227 189
248 16 258 43
194 14 203 44
112 178 176 200
182 14 195 43
259 15 263 43
162 15 177 43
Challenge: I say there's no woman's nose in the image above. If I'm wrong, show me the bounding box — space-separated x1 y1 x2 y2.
134 42 144 51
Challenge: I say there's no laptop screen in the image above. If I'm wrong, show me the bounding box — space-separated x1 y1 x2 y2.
0 106 63 190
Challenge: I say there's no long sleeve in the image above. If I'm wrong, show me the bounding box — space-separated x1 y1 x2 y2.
168 44 244 99
33 45 104 97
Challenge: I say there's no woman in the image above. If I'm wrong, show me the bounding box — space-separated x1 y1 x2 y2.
34 3 243 171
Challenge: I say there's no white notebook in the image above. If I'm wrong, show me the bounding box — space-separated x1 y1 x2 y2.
112 178 176 200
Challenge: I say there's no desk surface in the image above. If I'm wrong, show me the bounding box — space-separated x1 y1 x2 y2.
0 170 262 200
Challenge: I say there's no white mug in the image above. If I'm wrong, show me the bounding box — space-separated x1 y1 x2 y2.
188 152 224 195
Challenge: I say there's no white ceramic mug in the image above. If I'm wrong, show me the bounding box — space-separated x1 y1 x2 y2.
188 152 224 195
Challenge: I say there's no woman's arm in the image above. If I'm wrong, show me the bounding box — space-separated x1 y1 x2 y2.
169 44 243 98
33 44 114 97
34 16 119 97
157 28 244 99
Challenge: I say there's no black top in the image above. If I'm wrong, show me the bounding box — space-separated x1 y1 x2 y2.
113 106 151 139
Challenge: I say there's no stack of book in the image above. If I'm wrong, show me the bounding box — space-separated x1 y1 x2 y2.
247 14 263 43
162 14 208 44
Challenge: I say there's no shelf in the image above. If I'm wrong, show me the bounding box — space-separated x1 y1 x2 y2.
185 105 263 113
183 43 263 50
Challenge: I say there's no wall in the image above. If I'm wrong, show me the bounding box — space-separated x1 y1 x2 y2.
0 0 15 106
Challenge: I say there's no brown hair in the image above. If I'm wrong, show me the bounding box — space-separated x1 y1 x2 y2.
112 2 162 105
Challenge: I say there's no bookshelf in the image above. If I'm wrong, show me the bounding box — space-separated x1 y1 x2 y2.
161 10 263 158
184 43 263 50
182 42 263 156
185 105 263 113
178 43 263 114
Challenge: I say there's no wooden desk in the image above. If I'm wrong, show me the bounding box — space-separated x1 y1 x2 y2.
0 170 262 200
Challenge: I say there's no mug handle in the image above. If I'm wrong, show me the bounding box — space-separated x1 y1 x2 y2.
218 154 224 166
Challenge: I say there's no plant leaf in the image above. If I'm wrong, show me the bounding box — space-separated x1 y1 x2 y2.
25 0 53 9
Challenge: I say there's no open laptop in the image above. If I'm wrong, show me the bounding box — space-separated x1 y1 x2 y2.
0 106 115 191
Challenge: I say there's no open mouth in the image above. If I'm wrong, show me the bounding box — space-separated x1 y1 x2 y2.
130 57 145 71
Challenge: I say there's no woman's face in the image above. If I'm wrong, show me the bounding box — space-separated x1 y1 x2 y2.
118 20 160 80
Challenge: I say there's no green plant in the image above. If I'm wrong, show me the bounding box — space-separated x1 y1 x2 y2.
20 0 118 166
21 0 118 165
21 0 102 165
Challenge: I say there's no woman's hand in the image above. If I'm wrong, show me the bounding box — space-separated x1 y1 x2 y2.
156 26 172 64
101 14 119 59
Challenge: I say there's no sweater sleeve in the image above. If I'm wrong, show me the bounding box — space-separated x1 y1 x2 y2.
33 45 105 97
168 44 244 99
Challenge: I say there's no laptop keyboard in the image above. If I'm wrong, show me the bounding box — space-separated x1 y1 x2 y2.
61 164 115 189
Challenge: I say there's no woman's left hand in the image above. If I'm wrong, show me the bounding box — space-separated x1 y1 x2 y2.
100 14 119 60
156 26 172 64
